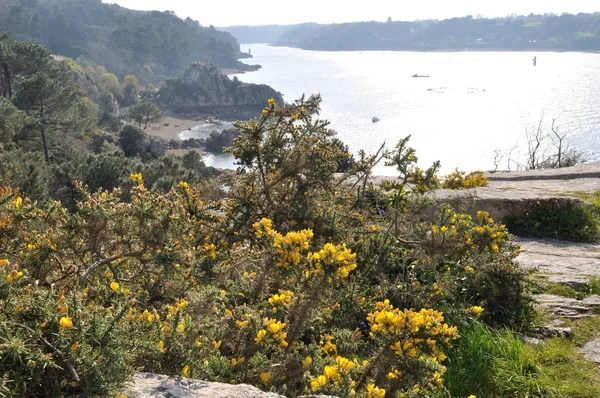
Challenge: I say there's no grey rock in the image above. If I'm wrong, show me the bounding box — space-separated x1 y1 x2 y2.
532 325 573 338
582 295 600 308
298 396 340 398
521 335 542 345
580 337 600 363
517 238 600 289
534 294 592 319
123 373 285 398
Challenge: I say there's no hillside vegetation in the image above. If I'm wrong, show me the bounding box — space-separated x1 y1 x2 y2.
0 0 256 77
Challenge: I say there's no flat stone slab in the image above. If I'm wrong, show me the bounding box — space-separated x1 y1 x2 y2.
123 373 337 398
517 238 600 289
580 338 600 363
583 295 600 308
487 162 600 182
123 373 286 398
534 294 592 319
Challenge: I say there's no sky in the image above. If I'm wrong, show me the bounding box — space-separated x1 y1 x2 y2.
104 0 600 26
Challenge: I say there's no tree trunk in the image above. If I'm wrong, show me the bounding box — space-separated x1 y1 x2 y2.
40 99 50 164
1 64 12 98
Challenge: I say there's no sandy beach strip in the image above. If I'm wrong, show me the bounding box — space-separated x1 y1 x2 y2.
146 116 201 141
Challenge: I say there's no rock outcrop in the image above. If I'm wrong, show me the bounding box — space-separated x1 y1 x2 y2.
158 63 284 120
122 373 337 398
517 238 600 288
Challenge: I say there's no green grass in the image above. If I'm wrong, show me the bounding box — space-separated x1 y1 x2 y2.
531 277 583 299
564 314 600 346
445 322 600 398
530 275 600 300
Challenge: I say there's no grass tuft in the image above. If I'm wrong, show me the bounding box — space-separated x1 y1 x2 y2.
446 321 600 398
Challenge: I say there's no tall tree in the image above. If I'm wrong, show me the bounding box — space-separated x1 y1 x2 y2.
128 100 163 129
12 63 87 163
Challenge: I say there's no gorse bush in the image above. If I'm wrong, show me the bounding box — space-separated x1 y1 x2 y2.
0 96 533 397
441 169 488 190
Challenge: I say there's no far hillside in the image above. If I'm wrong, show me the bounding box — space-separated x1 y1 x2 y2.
224 13 600 51
0 0 258 78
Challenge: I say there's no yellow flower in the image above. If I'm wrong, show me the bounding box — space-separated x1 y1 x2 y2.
255 329 267 344
130 173 143 184
0 259 9 267
464 266 474 273
324 365 339 380
214 340 222 349
12 197 22 208
157 340 167 353
267 98 275 105
469 306 484 317
259 372 270 385
182 365 190 378
59 316 74 329
177 321 186 334
14 304 23 313
110 281 120 291
178 181 190 190
310 375 327 391
335 356 354 372
71 341 80 351
176 298 188 310
235 319 249 328
253 218 274 238
366 384 386 398
224 309 233 317
468 395 477 398
302 356 312 368
6 270 23 284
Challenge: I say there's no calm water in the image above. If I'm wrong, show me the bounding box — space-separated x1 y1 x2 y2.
231 44 600 175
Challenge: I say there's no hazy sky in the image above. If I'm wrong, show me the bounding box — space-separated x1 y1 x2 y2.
104 0 600 26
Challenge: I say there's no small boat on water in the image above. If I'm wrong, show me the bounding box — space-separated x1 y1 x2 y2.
412 74 430 78
372 116 380 123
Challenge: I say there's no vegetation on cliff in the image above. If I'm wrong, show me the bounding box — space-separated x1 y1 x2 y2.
0 33 220 211
0 0 256 78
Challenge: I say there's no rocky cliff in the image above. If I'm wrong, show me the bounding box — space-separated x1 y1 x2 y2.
158 63 284 120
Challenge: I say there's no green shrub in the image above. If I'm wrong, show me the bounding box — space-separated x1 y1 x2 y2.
505 202 600 242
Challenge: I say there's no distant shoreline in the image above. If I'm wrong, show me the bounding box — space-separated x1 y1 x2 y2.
262 43 600 55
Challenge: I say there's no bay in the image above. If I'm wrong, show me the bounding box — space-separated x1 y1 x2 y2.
233 44 600 175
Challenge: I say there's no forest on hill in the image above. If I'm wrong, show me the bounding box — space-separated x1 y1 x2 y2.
0 0 256 78
224 13 600 51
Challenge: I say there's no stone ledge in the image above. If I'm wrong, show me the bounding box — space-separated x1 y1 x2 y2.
122 373 338 398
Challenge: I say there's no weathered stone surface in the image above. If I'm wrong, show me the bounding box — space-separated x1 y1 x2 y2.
532 325 573 338
123 373 285 398
431 189 586 225
534 294 592 319
122 373 339 398
158 63 284 119
582 295 600 308
487 162 600 182
580 338 600 363
517 238 600 289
